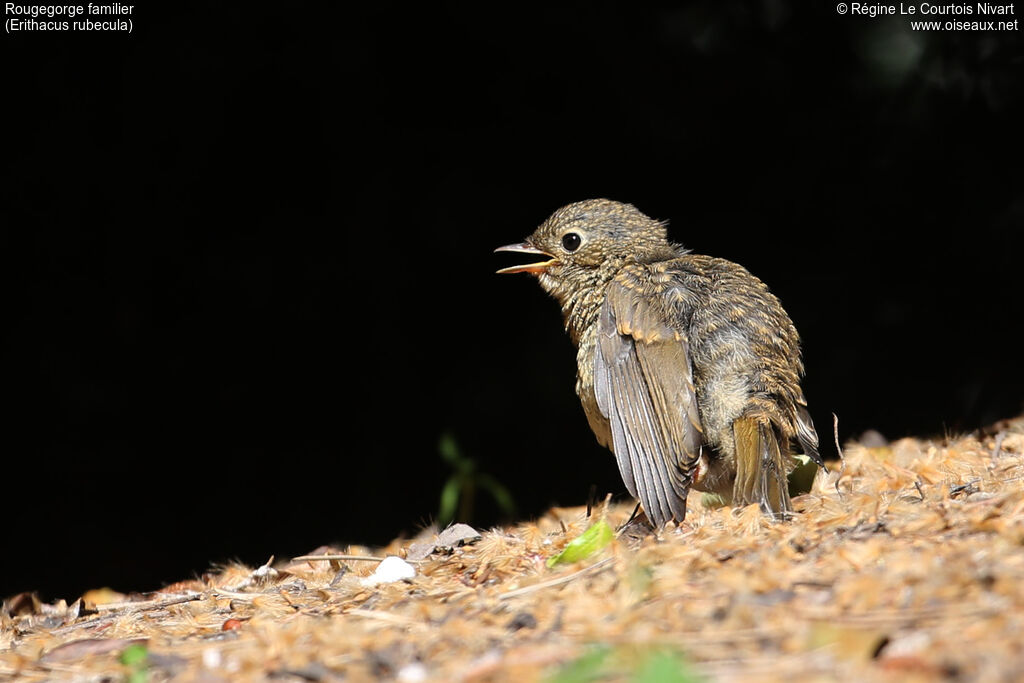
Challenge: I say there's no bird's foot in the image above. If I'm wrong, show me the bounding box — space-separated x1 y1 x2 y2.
616 505 656 546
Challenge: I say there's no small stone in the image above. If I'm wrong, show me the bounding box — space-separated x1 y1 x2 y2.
361 556 416 587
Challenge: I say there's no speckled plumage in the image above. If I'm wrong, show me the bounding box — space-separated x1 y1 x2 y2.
497 199 822 526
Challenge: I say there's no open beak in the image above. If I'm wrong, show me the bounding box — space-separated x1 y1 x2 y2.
494 242 559 275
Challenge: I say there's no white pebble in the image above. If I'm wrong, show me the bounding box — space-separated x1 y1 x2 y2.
398 662 428 682
202 648 221 669
361 556 416 586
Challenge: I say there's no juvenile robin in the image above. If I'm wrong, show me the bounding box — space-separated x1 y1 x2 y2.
496 199 823 527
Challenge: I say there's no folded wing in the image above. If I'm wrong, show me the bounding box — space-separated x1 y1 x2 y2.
593 281 703 527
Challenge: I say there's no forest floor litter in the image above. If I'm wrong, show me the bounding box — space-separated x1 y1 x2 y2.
3 417 1023 681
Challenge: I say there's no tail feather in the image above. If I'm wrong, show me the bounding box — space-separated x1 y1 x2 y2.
733 417 792 517
795 405 825 469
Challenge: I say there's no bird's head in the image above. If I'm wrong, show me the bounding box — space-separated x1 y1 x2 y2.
496 199 676 296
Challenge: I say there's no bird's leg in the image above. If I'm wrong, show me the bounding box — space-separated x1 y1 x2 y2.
732 416 793 518
622 501 643 527
616 503 656 545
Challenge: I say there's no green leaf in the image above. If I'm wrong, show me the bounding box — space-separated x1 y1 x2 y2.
547 520 614 568
439 432 461 465
438 477 461 526
119 643 148 667
546 645 611 683
635 650 702 683
547 645 702 683
476 472 517 517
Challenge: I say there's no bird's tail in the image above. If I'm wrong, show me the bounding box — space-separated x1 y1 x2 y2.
733 416 792 518
795 404 825 469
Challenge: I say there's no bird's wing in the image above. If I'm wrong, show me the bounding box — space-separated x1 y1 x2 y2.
593 281 703 527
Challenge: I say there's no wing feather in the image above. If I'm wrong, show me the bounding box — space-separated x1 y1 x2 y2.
594 281 702 527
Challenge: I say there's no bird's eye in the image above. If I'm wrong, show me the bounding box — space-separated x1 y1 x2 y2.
561 232 582 252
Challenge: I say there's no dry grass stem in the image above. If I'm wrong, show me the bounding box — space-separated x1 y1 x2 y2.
290 554 388 563
498 557 616 601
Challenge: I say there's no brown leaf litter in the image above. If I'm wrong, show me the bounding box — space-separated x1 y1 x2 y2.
2 418 1024 681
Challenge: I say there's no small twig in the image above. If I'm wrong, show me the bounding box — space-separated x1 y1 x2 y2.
212 588 259 601
601 627 783 647
95 593 202 613
949 479 981 498
21 661 83 674
992 432 1006 460
798 602 999 625
50 613 119 636
832 413 846 499
278 590 301 610
49 593 203 636
914 480 926 502
291 554 387 563
345 608 422 627
498 557 615 601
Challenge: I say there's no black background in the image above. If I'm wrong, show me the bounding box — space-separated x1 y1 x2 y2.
4 2 1022 600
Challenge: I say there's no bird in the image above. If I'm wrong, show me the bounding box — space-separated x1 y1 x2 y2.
496 199 823 527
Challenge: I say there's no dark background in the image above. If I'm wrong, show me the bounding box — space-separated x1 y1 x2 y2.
4 2 1022 600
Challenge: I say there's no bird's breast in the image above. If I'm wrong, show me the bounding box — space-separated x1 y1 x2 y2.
573 316 613 450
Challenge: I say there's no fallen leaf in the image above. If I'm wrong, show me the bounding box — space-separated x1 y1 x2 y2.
436 523 482 548
547 521 614 568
